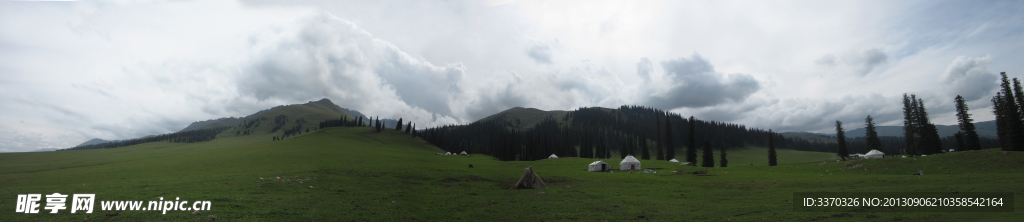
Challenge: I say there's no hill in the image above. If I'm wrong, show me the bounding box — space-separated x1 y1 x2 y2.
179 117 242 132
476 106 571 129
424 106 785 161
75 138 117 147
67 98 375 150
3 126 1021 221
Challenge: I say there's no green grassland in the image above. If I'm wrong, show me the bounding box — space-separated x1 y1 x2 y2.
2 127 1023 221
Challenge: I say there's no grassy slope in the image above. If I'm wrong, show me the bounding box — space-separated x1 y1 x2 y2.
2 128 1022 221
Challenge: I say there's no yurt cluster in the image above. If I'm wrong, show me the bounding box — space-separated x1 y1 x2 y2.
583 155 644 172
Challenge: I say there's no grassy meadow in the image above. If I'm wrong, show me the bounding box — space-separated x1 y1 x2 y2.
1 127 1022 221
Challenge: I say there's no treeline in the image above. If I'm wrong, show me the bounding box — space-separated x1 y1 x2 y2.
421 105 782 161
63 126 231 151
315 115 418 136
990 72 1024 151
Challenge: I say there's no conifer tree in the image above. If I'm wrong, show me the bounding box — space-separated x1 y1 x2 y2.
620 136 629 159
768 130 777 166
836 120 848 161
864 115 881 153
955 95 982 151
411 123 416 137
686 116 697 164
396 118 404 130
998 72 1024 151
640 135 651 160
701 140 714 167
993 93 1010 150
665 117 675 160
902 94 917 155
719 140 728 167
917 98 942 154
655 113 665 160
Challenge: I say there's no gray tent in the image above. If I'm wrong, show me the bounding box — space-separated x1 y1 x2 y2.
512 167 547 189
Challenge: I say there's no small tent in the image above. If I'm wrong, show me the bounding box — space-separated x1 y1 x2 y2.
588 161 609 172
460 151 468 156
668 158 680 162
620 155 641 171
864 149 885 159
548 154 559 159
445 152 452 155
512 167 547 189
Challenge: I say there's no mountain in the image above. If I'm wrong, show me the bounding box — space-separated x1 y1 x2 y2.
68 98 380 150
475 107 571 129
76 138 116 147
422 105 782 161
830 120 997 139
215 98 371 137
179 117 242 132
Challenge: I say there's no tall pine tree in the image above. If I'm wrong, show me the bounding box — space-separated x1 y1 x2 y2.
864 115 881 153
768 130 777 166
640 135 651 160
954 95 981 151
665 117 675 160
993 93 1011 150
836 120 848 161
701 140 714 167
902 94 917 156
655 113 665 160
686 116 698 164
997 72 1024 151
719 140 728 167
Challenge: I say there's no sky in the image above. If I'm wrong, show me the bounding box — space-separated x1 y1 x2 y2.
2 0 1024 152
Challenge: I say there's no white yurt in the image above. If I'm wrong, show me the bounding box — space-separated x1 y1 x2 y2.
445 152 452 155
620 155 641 171
548 154 559 159
668 158 680 162
460 151 468 156
864 149 885 159
588 161 609 172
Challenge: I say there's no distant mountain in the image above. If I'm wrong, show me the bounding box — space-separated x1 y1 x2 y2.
824 120 997 139
76 138 117 147
476 107 571 129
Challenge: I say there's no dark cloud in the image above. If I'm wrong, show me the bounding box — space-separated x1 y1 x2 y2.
855 48 888 75
815 54 837 67
940 56 997 101
643 54 760 109
525 39 558 64
636 57 653 81
463 82 528 121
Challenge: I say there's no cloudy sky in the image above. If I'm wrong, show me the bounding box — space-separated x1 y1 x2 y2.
2 0 1023 152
